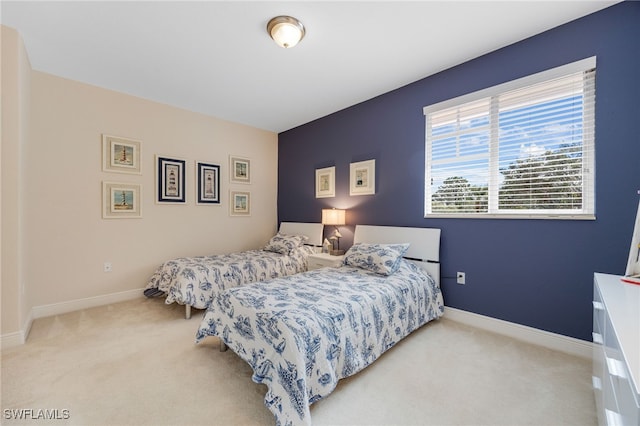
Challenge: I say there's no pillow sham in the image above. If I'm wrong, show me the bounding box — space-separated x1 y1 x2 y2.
343 242 410 276
264 233 307 255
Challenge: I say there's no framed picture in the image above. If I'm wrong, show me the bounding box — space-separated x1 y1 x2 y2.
315 166 335 198
230 191 251 216
196 162 220 204
350 159 376 196
156 156 186 203
102 134 141 174
102 182 142 219
624 198 640 283
230 156 251 184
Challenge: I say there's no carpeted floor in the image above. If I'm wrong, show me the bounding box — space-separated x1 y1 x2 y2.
1 297 597 425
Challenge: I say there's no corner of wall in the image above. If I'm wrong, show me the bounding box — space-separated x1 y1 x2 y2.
1 24 32 340
0 303 32 350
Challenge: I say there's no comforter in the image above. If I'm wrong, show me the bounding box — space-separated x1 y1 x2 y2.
196 259 444 425
145 246 315 309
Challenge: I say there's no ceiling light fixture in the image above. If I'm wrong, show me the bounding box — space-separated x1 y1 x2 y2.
267 15 305 48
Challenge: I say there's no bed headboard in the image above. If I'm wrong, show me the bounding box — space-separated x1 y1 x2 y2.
279 222 324 247
353 225 441 285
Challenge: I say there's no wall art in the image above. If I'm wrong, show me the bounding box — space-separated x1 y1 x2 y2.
315 166 335 198
102 134 141 174
230 190 251 216
102 181 142 219
230 156 251 184
350 159 376 196
196 162 221 204
156 156 186 203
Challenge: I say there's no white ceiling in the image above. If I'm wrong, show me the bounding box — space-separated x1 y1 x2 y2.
1 1 619 133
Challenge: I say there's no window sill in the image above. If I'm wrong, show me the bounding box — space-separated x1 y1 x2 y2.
425 213 596 220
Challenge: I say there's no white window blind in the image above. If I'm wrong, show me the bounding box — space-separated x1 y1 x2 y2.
424 57 596 219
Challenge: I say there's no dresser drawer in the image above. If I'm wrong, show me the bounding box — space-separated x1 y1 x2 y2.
593 282 605 337
604 369 620 418
607 356 640 426
604 314 622 357
599 280 640 426
593 280 606 424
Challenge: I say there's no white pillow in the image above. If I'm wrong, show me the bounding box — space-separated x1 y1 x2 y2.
264 233 306 255
343 243 410 276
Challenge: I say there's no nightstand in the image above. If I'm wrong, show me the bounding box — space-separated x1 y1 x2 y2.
307 252 345 270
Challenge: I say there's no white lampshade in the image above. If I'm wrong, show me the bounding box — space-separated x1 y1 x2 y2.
322 208 346 226
267 16 305 48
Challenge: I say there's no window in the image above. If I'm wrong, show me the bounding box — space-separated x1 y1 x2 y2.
424 57 596 219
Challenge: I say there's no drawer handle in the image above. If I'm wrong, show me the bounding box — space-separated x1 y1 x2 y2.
605 356 627 380
592 301 604 310
605 408 623 426
592 332 603 344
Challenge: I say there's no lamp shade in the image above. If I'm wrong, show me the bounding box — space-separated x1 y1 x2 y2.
267 16 305 48
322 208 346 226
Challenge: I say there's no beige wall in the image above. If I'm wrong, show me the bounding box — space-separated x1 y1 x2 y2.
2 24 278 341
1 26 30 338
26 72 278 307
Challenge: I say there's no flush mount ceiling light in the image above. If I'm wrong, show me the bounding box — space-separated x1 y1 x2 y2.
267 15 305 48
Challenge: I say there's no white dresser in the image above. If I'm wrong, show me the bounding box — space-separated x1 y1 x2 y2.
593 273 640 426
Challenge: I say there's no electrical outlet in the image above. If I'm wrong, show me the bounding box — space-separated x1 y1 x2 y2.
104 262 112 273
457 271 466 285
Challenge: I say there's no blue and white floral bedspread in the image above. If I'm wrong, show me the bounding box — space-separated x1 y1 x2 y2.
195 259 444 425
145 246 315 309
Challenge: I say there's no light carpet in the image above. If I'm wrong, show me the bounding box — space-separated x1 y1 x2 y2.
1 297 597 425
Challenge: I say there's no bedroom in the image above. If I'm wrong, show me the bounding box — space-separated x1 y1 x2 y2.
2 1 639 424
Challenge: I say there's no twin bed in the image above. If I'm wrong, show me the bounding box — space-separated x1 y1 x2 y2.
195 225 444 425
144 222 324 318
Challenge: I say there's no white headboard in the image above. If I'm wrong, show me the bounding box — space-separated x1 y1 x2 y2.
279 222 324 247
353 225 441 285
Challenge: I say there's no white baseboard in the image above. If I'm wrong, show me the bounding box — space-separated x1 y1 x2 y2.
444 307 593 359
1 288 143 349
0 309 33 350
1 330 26 349
3 293 592 359
31 288 144 319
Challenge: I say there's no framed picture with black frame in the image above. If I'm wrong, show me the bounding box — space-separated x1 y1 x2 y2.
156 155 186 203
196 161 220 205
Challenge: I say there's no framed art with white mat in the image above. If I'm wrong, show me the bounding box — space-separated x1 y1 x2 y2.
623 196 640 285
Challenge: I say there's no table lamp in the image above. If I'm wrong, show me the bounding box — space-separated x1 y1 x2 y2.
322 208 346 255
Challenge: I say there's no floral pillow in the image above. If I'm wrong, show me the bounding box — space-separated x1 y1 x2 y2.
343 243 410 276
264 233 307 255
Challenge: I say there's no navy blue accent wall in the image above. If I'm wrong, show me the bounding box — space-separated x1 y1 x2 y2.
278 2 640 341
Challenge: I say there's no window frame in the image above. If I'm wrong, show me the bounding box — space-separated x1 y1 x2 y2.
423 57 596 220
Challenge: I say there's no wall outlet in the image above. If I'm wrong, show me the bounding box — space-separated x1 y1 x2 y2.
457 271 466 285
104 262 112 273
